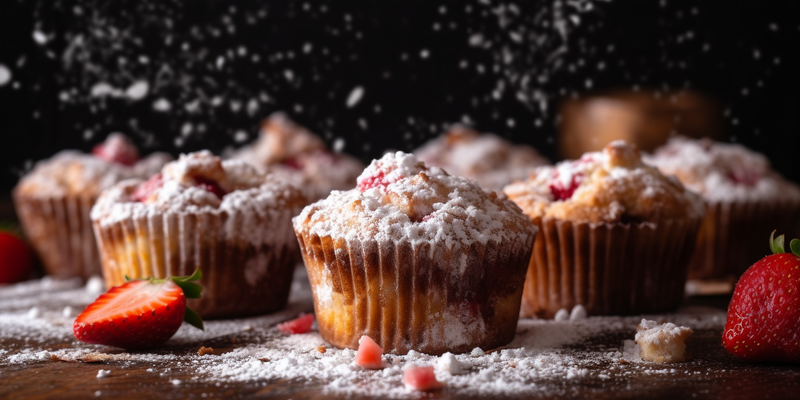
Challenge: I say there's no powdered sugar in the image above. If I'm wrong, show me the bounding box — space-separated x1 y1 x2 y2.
296 151 535 248
645 136 800 202
91 151 306 246
414 125 550 191
504 140 705 222
1 268 728 398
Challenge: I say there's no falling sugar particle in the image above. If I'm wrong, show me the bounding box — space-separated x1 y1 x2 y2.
346 86 365 108
90 82 118 98
153 98 171 112
420 49 430 59
233 130 248 143
32 31 47 44
125 81 149 100
333 137 345 153
284 70 294 82
0 64 11 86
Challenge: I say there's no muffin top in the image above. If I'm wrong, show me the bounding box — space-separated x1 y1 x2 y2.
91 151 306 226
293 151 536 248
503 140 704 223
231 112 364 200
645 136 800 202
414 124 550 190
14 134 171 197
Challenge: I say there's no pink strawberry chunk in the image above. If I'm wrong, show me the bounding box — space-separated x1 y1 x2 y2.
132 173 164 203
278 314 315 334
92 134 139 166
403 366 443 391
354 335 383 369
194 177 227 198
357 170 391 192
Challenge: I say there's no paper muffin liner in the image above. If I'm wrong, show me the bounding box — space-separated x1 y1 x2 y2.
13 192 101 280
689 198 800 281
295 231 535 355
520 216 702 318
93 207 300 319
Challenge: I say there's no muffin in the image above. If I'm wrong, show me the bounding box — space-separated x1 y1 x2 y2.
230 112 364 202
293 151 536 355
13 134 171 279
504 140 705 318
646 136 800 280
414 124 550 191
91 151 306 318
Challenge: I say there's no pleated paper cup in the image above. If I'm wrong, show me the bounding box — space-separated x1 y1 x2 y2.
294 231 535 355
520 216 702 318
93 207 300 319
12 191 101 280
688 198 800 281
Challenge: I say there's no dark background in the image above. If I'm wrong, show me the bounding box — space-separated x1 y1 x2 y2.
1 0 798 194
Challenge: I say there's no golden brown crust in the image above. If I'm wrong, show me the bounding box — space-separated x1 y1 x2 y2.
504 140 705 223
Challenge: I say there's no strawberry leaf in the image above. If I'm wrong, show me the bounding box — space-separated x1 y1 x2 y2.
769 230 785 254
183 307 204 331
171 269 203 299
791 239 800 258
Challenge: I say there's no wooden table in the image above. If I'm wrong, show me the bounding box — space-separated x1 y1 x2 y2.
1 273 799 400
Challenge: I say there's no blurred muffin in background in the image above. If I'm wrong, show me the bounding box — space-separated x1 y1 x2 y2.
414 124 550 191
559 90 722 160
13 133 171 280
646 136 800 281
230 112 363 202
504 140 704 318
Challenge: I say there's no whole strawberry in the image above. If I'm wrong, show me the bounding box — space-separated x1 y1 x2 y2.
723 231 800 363
74 270 204 349
0 223 33 284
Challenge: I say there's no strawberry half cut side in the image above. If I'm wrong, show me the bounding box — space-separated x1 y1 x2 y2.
73 270 204 349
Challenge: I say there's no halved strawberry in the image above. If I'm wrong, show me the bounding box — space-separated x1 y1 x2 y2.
73 270 204 349
723 231 800 363
278 314 314 334
354 335 384 369
403 366 444 391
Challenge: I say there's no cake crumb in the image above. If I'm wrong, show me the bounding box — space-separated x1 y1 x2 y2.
198 346 214 356
635 319 693 363
258 358 270 363
317 346 326 354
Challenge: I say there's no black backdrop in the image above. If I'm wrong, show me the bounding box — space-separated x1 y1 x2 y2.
1 0 798 194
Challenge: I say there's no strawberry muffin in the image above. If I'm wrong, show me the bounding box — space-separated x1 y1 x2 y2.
231 112 363 202
646 136 800 280
414 124 550 191
504 140 705 318
91 151 306 318
13 134 171 279
293 151 536 355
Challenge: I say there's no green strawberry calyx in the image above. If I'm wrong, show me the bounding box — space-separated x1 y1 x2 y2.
124 269 204 331
769 230 800 257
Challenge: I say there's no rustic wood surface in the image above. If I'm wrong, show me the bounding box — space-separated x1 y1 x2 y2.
1 285 799 400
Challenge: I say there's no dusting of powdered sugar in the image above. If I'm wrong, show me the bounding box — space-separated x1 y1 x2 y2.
295 151 535 248
504 140 705 222
414 126 550 191
14 149 170 197
92 151 304 225
0 269 728 398
644 136 800 202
